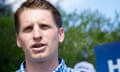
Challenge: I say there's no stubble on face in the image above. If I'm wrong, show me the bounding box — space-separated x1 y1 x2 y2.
16 9 64 63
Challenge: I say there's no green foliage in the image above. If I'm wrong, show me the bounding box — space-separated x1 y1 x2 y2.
0 1 12 16
0 16 24 72
59 10 120 67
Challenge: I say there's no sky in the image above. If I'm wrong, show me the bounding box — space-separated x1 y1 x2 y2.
5 0 120 19
56 0 120 19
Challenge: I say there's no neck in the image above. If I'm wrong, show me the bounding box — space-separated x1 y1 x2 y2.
25 56 59 72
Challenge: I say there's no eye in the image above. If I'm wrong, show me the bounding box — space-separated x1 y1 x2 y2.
23 25 33 33
40 24 51 30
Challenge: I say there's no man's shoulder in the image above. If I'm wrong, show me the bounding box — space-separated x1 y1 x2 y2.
55 58 75 72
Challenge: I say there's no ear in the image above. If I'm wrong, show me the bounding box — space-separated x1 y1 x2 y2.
58 27 64 43
16 34 22 48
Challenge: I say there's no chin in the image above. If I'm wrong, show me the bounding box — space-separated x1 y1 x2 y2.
30 54 50 62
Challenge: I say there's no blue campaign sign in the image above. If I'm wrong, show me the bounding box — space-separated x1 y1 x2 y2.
94 41 120 72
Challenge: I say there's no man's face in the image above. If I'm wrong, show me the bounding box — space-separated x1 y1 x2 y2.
16 9 64 62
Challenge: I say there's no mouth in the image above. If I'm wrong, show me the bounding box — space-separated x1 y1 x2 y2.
31 43 47 53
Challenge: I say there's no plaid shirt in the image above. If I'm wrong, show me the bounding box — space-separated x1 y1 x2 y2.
16 58 73 72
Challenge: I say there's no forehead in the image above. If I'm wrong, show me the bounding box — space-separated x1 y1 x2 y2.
19 8 53 19
19 8 55 24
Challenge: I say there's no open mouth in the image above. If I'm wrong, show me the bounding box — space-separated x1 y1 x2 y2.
31 43 46 48
31 43 47 53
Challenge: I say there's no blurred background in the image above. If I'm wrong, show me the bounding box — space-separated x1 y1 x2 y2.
0 0 120 72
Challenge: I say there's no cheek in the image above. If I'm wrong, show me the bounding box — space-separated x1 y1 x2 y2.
48 33 59 47
45 31 59 41
47 34 59 55
20 35 31 48
20 38 27 48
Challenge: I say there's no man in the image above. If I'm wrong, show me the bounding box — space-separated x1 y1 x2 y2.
14 0 73 72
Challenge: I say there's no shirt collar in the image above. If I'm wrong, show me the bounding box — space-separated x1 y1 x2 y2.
53 58 67 72
16 58 73 72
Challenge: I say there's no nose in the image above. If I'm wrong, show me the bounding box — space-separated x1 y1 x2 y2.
33 26 42 42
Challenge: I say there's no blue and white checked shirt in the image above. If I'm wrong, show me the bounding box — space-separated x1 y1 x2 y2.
16 58 74 72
